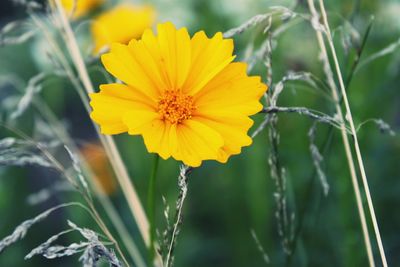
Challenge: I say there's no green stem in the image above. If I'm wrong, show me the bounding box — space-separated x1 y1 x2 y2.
147 154 160 265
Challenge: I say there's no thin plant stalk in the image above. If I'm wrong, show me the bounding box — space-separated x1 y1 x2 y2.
165 165 191 267
29 14 91 113
53 3 165 265
30 95 146 267
41 146 131 267
93 180 147 267
147 154 160 264
306 1 375 266
53 0 151 248
318 1 387 266
5 75 142 265
1 124 130 266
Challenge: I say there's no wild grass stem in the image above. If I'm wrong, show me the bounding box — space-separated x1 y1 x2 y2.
317 0 387 266
0 123 131 266
165 165 192 267
24 85 146 266
53 0 153 254
307 0 375 265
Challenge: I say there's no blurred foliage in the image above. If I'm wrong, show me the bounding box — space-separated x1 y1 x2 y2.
0 0 399 266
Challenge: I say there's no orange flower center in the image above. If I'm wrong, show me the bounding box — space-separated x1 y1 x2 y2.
158 90 196 124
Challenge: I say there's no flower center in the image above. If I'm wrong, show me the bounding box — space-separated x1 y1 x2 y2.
158 90 196 124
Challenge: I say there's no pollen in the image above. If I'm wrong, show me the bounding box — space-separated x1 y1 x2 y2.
158 90 196 124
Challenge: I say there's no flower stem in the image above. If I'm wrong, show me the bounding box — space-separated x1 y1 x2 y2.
148 154 160 265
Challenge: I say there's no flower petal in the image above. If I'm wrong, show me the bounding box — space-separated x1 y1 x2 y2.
90 83 154 134
173 120 224 167
194 111 254 162
60 0 104 19
91 4 155 53
156 22 191 89
122 110 161 135
128 34 167 93
183 31 235 95
123 111 172 159
143 120 171 159
194 62 267 115
101 43 160 100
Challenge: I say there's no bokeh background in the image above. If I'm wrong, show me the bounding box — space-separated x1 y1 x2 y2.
0 0 399 266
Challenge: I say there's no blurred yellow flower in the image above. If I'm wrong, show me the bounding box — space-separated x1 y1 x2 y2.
91 4 155 54
90 22 267 167
58 0 103 19
81 142 117 195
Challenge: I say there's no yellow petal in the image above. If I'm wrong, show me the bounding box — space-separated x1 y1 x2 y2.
128 37 167 93
91 4 155 53
123 111 170 159
142 120 171 160
168 123 178 156
127 23 192 94
194 111 253 160
98 83 156 108
90 84 154 134
156 22 192 90
122 110 161 135
194 62 267 115
173 120 224 167
139 29 170 85
58 0 104 19
183 32 235 95
101 43 160 100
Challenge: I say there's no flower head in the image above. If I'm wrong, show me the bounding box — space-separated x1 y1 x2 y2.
91 4 155 54
58 0 103 19
90 22 267 167
81 142 116 195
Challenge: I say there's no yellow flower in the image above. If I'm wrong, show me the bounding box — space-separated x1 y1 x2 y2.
81 142 117 195
58 0 103 19
90 22 267 167
91 4 155 54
